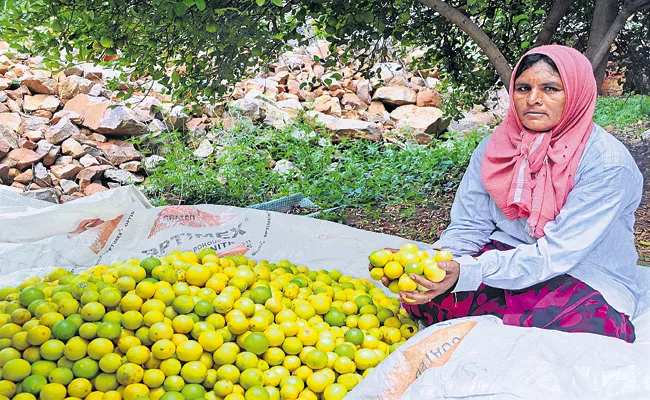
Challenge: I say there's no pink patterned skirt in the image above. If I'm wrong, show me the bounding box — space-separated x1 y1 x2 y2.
403 240 636 343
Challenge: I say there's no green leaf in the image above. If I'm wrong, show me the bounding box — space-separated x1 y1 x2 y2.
172 70 180 84
272 0 282 6
255 0 265 6
173 2 190 16
513 14 528 24
195 0 206 10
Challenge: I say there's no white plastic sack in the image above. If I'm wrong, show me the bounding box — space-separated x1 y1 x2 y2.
1 185 649 399
0 186 412 291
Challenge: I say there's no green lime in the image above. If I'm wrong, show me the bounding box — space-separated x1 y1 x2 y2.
181 383 206 400
51 320 78 341
30 360 57 377
353 295 373 309
97 322 121 340
196 248 216 262
249 286 272 305
324 309 346 327
21 375 47 395
99 36 114 48
344 328 364 346
48 367 74 385
243 333 270 355
66 314 84 329
19 287 45 307
72 358 99 379
140 257 162 275
160 392 184 400
193 300 214 318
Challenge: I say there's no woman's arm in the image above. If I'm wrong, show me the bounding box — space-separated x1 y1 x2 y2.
433 136 496 257
453 163 642 293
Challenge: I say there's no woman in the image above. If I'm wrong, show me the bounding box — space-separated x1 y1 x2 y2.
397 45 642 342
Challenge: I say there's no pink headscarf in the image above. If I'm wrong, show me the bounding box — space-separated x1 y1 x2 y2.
481 45 597 238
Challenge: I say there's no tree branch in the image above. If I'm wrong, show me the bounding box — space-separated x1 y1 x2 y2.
416 0 513 88
587 0 650 68
535 0 574 46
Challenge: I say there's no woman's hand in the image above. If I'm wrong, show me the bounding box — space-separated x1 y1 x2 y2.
400 260 461 305
368 248 398 288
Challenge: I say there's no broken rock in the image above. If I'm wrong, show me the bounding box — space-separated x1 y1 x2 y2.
416 89 441 108
2 148 44 170
22 116 49 133
0 113 21 132
230 99 264 120
61 138 86 159
13 169 33 184
0 125 20 149
51 110 83 125
50 164 82 180
83 183 109 196
23 94 60 112
390 105 449 135
97 141 141 165
0 142 10 158
143 155 166 173
63 94 148 135
58 75 95 100
77 165 113 182
193 139 214 158
126 96 163 122
273 160 299 175
21 188 59 203
119 161 142 172
45 116 79 144
79 154 100 168
60 179 80 194
22 77 58 95
0 163 9 184
104 169 144 185
308 111 382 141
372 87 417 106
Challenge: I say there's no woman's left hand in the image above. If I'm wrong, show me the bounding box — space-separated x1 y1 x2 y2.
400 260 461 305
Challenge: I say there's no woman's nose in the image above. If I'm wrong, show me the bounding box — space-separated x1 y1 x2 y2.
527 88 543 105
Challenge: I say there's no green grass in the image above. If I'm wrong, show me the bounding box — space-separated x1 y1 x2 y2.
134 115 485 209
594 95 650 128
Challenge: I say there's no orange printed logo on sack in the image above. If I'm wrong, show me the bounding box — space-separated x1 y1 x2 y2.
148 206 235 237
69 215 123 254
217 244 250 257
381 320 477 399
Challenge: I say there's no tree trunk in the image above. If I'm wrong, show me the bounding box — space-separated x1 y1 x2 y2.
535 0 574 46
585 0 619 91
416 0 513 88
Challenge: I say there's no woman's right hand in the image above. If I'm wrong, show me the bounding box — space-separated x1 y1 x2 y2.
368 248 399 288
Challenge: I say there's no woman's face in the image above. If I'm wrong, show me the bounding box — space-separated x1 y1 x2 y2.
513 61 566 132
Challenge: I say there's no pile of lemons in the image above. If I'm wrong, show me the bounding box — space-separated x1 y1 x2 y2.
368 243 452 297
0 248 420 400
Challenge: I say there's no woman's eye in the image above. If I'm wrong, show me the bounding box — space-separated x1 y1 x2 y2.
516 86 530 92
545 87 558 91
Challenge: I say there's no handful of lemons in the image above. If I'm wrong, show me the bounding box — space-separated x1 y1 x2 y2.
368 243 453 300
0 249 421 400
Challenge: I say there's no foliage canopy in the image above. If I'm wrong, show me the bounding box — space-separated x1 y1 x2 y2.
1 0 648 109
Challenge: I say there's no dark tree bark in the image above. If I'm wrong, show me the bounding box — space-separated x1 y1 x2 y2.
535 0 574 46
416 0 513 87
585 0 619 90
586 0 650 89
